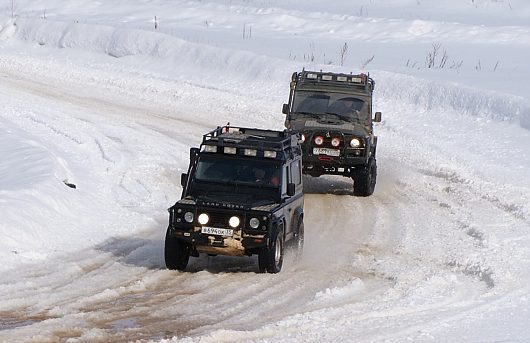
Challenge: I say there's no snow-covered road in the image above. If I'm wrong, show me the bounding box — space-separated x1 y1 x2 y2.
1 50 528 342
2 1 530 342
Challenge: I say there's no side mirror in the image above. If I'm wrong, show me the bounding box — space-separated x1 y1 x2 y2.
373 111 382 123
286 183 296 196
189 147 199 161
282 103 289 115
180 173 188 187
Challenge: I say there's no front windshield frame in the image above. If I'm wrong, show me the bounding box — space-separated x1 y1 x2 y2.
193 154 282 189
292 90 370 123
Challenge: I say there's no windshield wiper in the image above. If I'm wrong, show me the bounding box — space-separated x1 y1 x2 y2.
324 112 346 120
195 179 226 186
324 112 360 122
295 111 319 116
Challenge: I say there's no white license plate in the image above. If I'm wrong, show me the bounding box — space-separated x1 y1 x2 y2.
201 227 234 236
313 147 340 157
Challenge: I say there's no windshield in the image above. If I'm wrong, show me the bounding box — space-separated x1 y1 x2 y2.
195 155 281 188
292 90 368 122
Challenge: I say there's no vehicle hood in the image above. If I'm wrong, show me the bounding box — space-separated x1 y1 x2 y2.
178 195 278 211
291 118 370 136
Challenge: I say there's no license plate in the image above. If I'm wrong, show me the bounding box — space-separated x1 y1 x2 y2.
201 227 234 236
313 147 340 157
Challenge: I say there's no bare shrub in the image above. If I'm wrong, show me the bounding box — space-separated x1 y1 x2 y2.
426 43 447 68
361 55 375 69
339 42 348 66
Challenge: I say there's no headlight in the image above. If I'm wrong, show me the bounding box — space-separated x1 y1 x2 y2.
331 137 340 147
299 133 306 143
314 135 324 145
198 213 209 225
249 217 260 229
350 138 361 148
229 216 240 228
184 212 194 223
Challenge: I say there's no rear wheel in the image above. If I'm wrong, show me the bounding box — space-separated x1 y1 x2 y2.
164 229 190 271
353 158 377 196
258 225 285 273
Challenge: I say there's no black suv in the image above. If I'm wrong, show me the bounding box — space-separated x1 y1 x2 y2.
283 70 382 196
165 125 304 273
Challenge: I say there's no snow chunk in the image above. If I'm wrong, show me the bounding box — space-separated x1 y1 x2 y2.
313 279 365 302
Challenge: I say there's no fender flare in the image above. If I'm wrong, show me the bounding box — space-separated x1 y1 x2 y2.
292 208 304 235
268 218 285 249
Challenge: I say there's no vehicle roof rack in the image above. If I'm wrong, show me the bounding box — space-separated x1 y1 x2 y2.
296 70 375 91
201 125 300 160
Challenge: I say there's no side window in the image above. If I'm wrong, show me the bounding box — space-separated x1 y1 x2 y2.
281 166 289 194
290 160 302 185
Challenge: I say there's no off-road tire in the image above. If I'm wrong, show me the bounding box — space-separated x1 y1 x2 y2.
258 225 285 273
165 230 190 271
353 158 377 197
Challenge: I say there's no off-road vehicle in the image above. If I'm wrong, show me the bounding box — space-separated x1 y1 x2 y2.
165 125 304 273
283 70 382 196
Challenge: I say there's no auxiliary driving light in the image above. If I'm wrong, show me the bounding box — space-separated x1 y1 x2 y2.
229 216 240 228
224 147 237 154
331 137 340 147
203 145 217 153
264 150 277 158
314 136 324 145
198 213 209 225
244 149 257 156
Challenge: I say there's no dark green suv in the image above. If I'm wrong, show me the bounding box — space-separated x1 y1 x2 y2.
283 70 382 196
165 125 304 273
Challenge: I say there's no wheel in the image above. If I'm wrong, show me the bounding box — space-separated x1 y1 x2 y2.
353 158 377 197
164 229 190 271
258 225 285 273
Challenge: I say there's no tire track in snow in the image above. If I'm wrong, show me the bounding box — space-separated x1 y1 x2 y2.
0 59 392 342
2 46 530 342
0 217 389 342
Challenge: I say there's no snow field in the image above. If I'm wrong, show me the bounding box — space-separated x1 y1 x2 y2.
1 0 530 342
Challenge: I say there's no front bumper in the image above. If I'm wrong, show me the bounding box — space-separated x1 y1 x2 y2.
168 205 273 256
168 225 267 256
302 152 368 176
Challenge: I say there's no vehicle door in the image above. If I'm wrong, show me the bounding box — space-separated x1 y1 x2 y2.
282 158 303 241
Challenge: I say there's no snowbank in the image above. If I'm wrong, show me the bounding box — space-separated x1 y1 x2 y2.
15 17 291 83
376 71 530 126
0 116 80 264
12 16 530 131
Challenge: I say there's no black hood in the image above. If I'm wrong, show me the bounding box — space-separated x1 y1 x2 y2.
181 191 277 211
